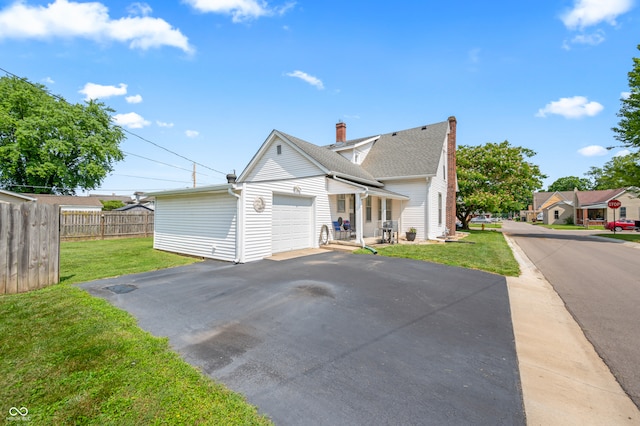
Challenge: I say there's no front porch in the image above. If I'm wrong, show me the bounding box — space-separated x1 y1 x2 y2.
327 178 410 246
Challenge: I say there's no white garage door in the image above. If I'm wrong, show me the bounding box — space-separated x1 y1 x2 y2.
272 194 313 253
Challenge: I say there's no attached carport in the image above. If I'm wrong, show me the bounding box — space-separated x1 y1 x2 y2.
149 184 240 263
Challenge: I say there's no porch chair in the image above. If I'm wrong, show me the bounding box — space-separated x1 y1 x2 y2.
342 220 353 239
333 221 345 240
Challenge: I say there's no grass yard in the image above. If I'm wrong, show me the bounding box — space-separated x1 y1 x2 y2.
356 229 520 276
594 232 640 243
1 238 271 425
533 223 606 231
468 222 502 229
60 237 200 284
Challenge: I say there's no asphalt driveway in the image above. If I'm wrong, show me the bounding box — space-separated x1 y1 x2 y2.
80 251 524 425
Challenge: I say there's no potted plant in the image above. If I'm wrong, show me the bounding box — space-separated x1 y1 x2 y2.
406 227 417 241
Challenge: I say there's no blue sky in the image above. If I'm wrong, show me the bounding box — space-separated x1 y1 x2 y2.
1 0 639 195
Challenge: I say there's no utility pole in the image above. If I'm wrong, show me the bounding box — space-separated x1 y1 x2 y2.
192 162 196 188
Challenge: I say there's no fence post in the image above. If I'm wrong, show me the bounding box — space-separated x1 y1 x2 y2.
100 214 105 240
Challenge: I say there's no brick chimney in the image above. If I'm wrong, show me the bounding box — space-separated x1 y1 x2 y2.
446 116 457 236
336 121 346 143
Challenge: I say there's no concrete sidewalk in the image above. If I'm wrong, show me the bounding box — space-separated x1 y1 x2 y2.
505 235 639 425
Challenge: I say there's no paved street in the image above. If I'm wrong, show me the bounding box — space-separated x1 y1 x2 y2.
81 252 524 425
503 220 640 408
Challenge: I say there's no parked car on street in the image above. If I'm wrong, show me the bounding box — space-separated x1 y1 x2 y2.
604 219 639 232
470 215 492 224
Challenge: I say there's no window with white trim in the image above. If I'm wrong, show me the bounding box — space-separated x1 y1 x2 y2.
337 194 345 213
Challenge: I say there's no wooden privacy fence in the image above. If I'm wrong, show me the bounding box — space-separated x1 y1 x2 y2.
0 203 60 295
60 211 154 240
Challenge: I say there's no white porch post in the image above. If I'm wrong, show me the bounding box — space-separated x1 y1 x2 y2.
382 198 387 223
356 193 364 246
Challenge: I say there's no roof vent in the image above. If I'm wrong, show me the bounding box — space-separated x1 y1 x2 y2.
422 126 427 130
392 132 397 136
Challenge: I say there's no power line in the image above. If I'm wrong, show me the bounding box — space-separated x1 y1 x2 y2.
122 150 209 176
0 66 229 177
113 174 191 184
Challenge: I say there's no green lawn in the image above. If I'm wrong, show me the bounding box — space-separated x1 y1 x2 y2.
60 237 200 284
594 232 640 242
468 222 502 229
533 223 606 231
1 238 271 425
356 229 520 276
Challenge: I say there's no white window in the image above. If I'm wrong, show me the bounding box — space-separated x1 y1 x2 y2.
366 197 371 222
337 194 345 213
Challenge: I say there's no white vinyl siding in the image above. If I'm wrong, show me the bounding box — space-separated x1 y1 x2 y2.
245 136 324 182
154 192 237 262
243 176 329 262
272 194 313 253
384 179 427 239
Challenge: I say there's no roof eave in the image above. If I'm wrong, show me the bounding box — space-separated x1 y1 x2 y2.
145 184 234 197
378 174 436 181
330 172 383 188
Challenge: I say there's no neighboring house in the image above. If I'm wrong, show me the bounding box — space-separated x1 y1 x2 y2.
574 187 640 226
531 187 639 226
25 194 104 212
0 189 37 204
148 117 458 263
89 194 134 205
114 204 154 212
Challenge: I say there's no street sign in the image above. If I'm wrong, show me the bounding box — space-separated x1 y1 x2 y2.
608 199 622 209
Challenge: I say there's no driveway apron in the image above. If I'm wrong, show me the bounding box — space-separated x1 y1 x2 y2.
80 251 524 425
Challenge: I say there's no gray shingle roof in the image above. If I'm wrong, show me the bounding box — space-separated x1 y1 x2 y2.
360 121 449 179
278 131 382 186
274 119 449 186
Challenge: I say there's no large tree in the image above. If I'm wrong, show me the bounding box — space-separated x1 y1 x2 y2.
456 141 546 228
0 76 124 195
612 44 640 150
547 175 592 192
586 152 640 189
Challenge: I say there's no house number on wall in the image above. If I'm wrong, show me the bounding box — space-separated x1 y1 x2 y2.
253 196 265 213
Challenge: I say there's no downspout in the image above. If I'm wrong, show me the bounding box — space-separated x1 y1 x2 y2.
330 174 368 248
228 186 242 264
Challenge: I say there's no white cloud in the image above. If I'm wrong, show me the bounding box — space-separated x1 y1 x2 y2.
0 0 193 53
614 149 631 157
561 0 634 29
184 0 295 23
157 120 174 128
570 30 605 46
112 112 150 128
42 76 55 84
126 94 143 104
578 145 608 157
535 96 603 119
127 2 152 17
79 82 127 101
286 70 324 90
621 91 631 99
185 130 199 138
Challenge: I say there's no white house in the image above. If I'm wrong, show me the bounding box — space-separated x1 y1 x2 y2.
148 117 458 263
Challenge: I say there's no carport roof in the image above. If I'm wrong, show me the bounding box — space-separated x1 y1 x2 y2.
145 184 233 197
